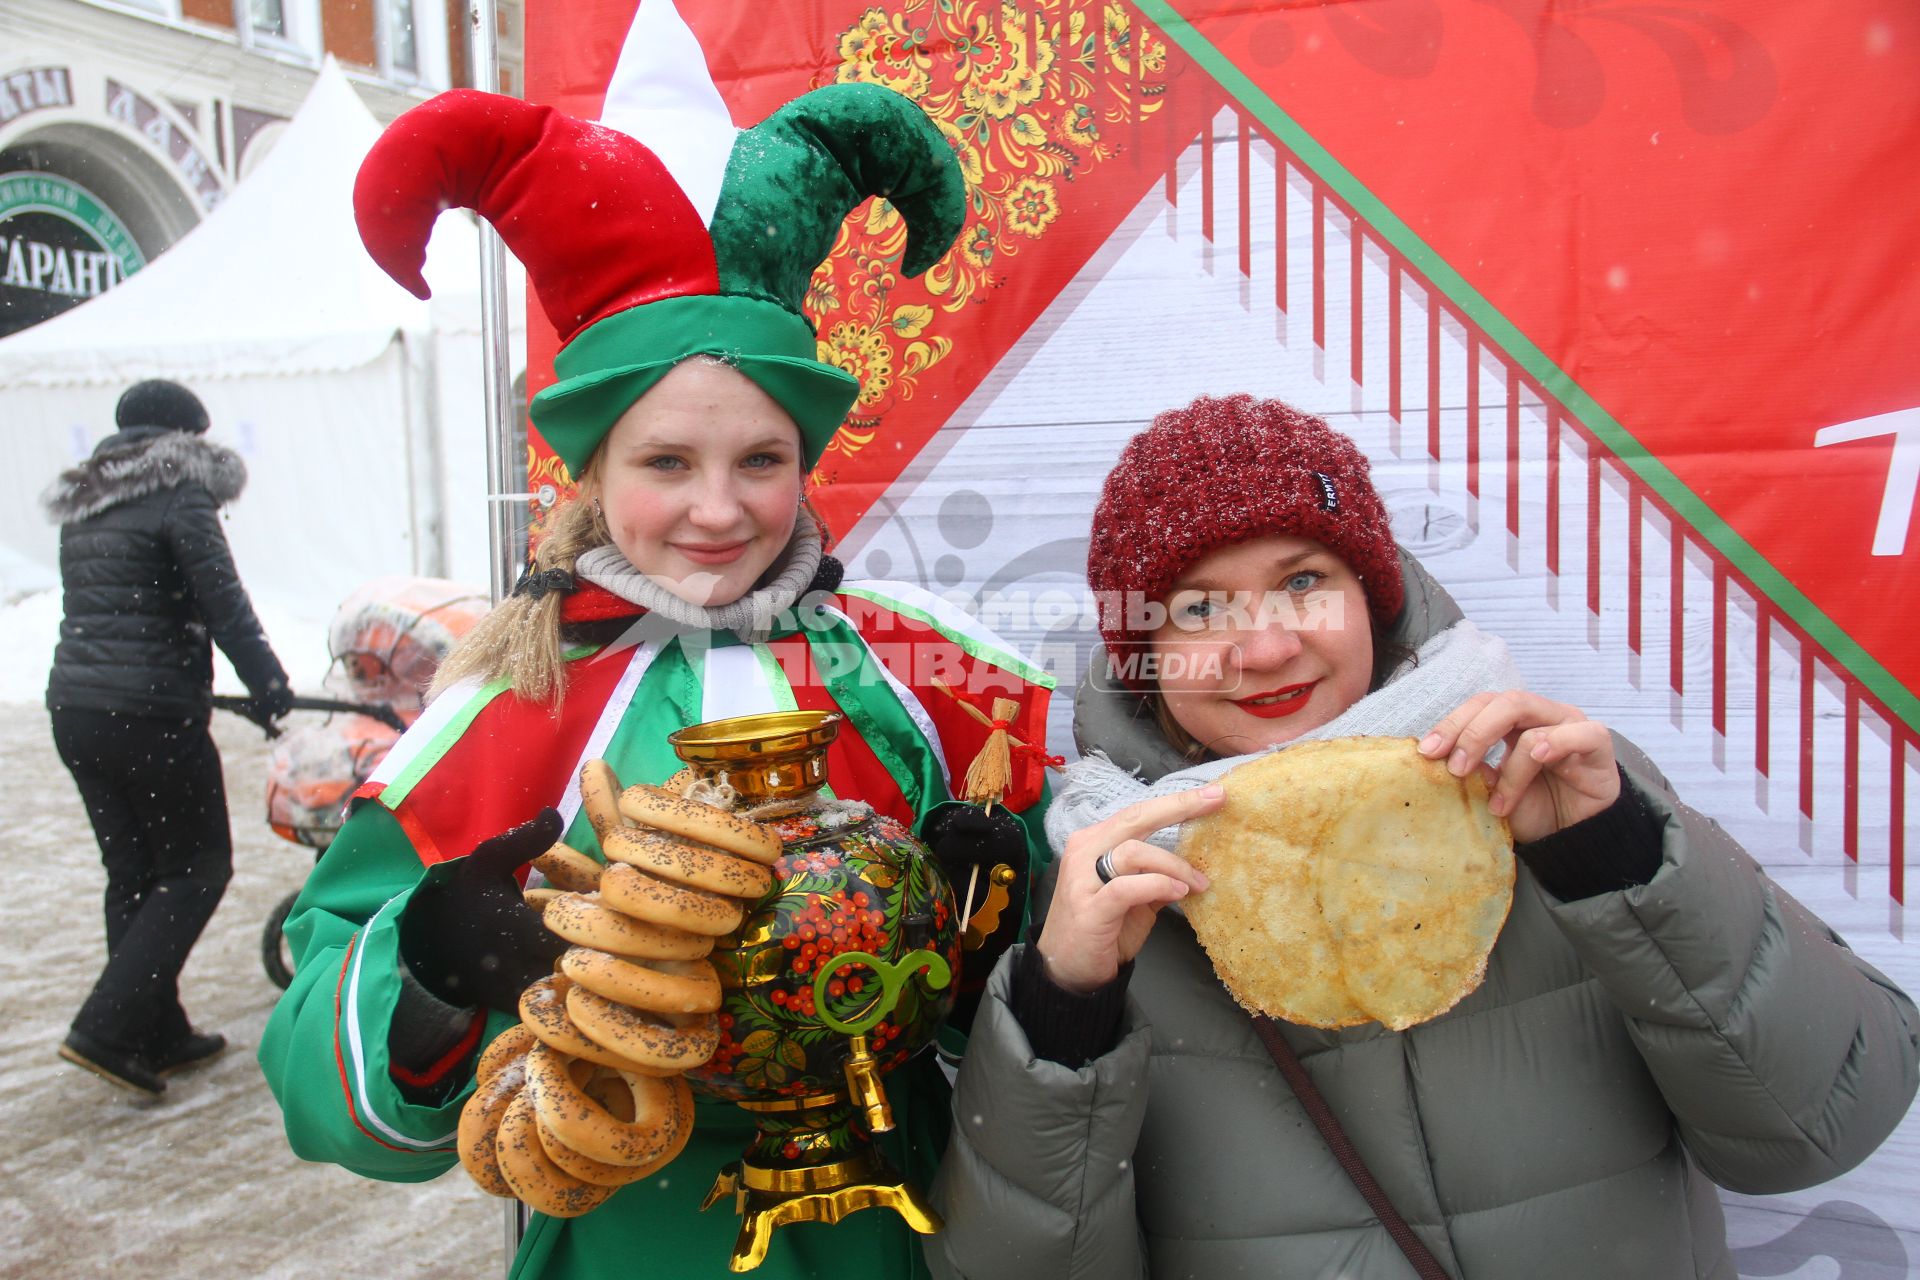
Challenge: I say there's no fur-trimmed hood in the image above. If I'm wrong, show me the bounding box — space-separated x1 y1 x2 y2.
41 428 247 524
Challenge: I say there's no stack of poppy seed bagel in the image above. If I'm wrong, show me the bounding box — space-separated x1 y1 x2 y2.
456 761 781 1216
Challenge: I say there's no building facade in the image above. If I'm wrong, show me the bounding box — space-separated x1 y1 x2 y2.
0 0 523 338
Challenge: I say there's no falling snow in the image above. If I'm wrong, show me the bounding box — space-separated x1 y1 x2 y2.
0 565 499 1276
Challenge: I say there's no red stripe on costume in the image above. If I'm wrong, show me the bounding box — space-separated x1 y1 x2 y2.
330 935 417 1155
772 634 915 827
388 795 447 867
831 595 1051 812
388 647 637 866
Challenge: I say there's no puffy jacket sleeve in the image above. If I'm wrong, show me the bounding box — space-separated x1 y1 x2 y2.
258 801 490 1181
926 945 1153 1280
1545 738 1920 1194
164 483 289 699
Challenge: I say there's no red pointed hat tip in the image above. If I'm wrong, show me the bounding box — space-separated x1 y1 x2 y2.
354 90 720 342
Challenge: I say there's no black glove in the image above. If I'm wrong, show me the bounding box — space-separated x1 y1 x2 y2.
923 803 1031 1032
239 678 294 730
399 809 569 1016
256 677 295 722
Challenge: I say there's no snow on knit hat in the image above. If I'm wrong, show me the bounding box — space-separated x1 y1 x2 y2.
1088 394 1403 683
350 1 963 477
116 379 209 434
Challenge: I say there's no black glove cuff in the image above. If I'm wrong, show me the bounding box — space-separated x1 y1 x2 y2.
389 964 484 1103
1515 766 1664 901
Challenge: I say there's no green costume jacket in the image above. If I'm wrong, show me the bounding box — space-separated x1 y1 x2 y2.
260 580 1054 1279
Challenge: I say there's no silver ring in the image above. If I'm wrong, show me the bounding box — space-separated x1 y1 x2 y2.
1094 850 1118 884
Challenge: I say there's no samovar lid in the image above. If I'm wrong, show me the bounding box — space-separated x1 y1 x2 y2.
669 711 844 803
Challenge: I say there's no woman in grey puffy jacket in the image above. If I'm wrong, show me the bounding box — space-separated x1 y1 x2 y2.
926 395 1918 1280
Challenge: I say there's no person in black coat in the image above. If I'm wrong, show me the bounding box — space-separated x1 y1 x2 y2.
42 379 293 1098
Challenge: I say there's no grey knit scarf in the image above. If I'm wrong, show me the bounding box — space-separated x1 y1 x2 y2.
572 517 823 643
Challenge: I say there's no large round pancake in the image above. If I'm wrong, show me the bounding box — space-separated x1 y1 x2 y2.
1176 736 1514 1031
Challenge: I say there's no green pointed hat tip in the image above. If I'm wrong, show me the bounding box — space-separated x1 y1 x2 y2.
709 82 966 318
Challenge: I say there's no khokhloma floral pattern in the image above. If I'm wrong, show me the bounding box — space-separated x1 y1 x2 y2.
814 1 1168 460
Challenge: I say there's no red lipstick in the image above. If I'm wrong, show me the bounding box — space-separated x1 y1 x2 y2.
1233 681 1316 718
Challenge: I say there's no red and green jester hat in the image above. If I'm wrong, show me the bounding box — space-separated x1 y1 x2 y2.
353 59 965 478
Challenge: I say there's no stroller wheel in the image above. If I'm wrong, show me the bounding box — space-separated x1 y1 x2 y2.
263 890 300 990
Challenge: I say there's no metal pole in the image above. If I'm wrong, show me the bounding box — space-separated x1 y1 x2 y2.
460 27 525 1280
470 4 522 1255
469 0 522 605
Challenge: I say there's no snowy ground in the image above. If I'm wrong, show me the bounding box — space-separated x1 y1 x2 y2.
0 702 503 1279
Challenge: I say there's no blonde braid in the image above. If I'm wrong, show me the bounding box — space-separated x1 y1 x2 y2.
428 474 611 707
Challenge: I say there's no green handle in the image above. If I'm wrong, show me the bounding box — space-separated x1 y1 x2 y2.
812 949 951 1035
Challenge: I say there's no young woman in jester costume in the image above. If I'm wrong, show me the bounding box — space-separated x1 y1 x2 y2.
257 63 1053 1280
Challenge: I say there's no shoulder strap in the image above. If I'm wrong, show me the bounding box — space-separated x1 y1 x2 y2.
1249 1016 1453 1280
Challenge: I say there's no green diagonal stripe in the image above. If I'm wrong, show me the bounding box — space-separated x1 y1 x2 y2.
379 679 508 808
803 613 952 813
1134 0 1919 734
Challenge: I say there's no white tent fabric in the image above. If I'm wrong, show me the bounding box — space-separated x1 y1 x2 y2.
0 58 524 605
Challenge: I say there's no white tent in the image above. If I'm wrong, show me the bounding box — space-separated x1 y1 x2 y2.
0 57 524 608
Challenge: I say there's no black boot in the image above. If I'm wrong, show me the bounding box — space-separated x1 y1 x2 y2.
59 1030 164 1098
152 1029 228 1075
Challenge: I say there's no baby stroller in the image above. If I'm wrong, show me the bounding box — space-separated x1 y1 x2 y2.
250 576 488 988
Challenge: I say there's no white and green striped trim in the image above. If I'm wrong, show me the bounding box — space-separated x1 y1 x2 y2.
541 639 809 866
361 676 504 807
341 895 457 1152
801 607 954 818
365 646 602 811
818 602 952 797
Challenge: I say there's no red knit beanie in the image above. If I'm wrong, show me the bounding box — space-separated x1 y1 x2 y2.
1088 395 1403 681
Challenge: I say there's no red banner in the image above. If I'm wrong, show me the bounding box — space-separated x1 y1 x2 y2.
1151 0 1920 726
